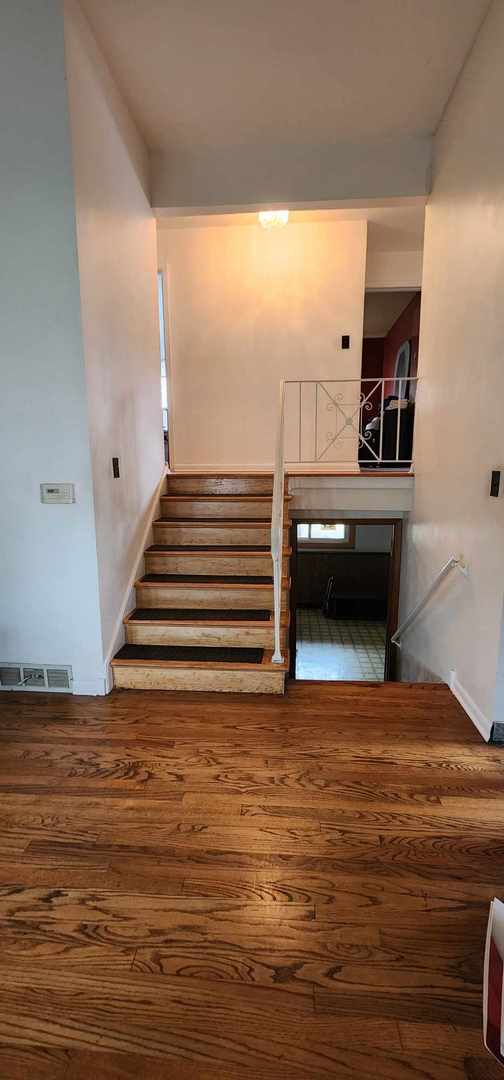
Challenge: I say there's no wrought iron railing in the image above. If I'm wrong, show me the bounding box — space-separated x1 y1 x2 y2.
283 376 418 468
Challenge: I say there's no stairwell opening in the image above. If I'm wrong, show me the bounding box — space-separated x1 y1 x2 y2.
289 518 402 682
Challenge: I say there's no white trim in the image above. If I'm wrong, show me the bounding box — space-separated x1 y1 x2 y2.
450 671 492 742
103 469 167 684
171 463 275 474
170 465 414 480
288 474 414 489
161 264 177 471
73 676 108 697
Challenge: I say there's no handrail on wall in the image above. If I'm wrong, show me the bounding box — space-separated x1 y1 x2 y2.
392 554 468 648
271 380 286 663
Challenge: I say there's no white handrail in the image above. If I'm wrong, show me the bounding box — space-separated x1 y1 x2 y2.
392 554 467 648
271 380 286 663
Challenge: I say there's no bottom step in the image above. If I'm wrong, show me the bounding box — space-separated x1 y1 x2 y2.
111 645 288 694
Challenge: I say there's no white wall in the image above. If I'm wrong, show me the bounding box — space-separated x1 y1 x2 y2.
365 250 423 290
64 0 164 662
0 0 104 694
158 220 367 470
151 137 431 212
401 0 504 733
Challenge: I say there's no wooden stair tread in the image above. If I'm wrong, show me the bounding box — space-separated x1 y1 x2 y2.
161 494 286 501
154 518 286 525
167 471 273 476
126 608 273 623
140 573 273 584
147 545 276 554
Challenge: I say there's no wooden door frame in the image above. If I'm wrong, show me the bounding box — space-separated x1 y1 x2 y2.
289 517 403 682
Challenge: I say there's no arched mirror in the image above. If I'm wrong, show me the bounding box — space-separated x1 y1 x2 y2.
394 340 411 397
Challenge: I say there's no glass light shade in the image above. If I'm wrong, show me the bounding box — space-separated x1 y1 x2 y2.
258 209 289 229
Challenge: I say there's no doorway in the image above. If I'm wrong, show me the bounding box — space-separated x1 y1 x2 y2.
157 270 170 465
290 518 402 681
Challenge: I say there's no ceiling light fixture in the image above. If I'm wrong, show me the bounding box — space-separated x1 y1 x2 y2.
258 209 289 229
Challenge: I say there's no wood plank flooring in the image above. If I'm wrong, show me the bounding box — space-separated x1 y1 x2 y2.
0 680 502 1079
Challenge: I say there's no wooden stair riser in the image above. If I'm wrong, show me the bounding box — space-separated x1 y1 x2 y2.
113 664 286 693
144 552 289 577
165 475 273 496
125 621 289 650
153 522 289 547
135 583 289 611
160 496 287 520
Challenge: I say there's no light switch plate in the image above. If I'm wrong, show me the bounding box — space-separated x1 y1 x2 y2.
40 483 75 504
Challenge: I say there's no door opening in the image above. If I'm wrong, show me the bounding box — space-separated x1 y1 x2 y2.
289 518 402 682
157 270 170 465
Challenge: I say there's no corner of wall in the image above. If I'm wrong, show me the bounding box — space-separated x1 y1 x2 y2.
72 673 109 697
449 671 492 742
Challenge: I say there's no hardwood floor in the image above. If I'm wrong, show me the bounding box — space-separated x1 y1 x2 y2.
0 680 502 1079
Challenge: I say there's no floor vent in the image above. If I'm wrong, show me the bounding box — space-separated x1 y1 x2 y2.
0 664 73 692
46 668 71 690
0 666 22 687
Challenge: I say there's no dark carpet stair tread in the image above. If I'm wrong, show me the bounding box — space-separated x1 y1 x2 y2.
147 545 270 552
129 608 271 622
114 644 264 663
140 574 273 584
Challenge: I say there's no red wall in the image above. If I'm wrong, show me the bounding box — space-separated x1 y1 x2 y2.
382 292 421 390
361 337 384 416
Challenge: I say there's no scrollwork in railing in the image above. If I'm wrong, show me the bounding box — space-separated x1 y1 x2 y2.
283 376 418 467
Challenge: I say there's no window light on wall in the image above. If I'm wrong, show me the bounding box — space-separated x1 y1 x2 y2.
258 209 289 229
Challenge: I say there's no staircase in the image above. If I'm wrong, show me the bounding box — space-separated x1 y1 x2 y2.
111 474 290 694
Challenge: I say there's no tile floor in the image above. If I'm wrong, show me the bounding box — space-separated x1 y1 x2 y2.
296 607 386 681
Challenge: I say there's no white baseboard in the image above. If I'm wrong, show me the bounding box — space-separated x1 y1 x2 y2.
103 468 168 690
72 676 108 697
450 671 492 742
171 463 363 475
171 464 274 474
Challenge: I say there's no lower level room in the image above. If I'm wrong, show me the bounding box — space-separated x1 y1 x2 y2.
294 521 393 681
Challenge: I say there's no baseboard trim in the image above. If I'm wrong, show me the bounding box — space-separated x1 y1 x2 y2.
171 463 363 475
72 677 108 697
450 671 492 742
171 464 274 474
103 468 168 686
